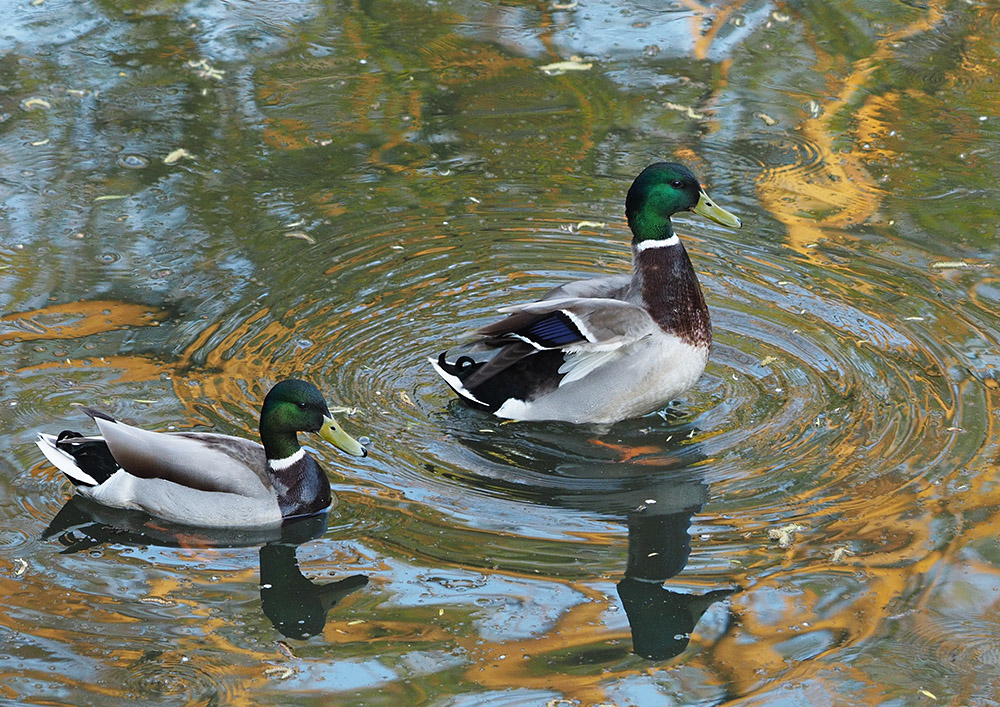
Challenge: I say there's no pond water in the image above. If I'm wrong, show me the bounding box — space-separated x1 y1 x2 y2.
2 0 999 704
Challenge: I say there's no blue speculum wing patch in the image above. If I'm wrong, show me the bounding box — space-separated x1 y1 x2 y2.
520 311 585 348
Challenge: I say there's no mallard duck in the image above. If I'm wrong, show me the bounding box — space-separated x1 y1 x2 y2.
431 162 742 424
36 379 367 528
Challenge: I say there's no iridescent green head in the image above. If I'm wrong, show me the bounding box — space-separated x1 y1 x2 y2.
625 162 741 242
259 379 367 459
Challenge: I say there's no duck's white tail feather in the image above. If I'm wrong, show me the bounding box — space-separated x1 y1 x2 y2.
35 434 100 486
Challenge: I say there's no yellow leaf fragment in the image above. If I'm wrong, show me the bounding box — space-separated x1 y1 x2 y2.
576 221 606 230
918 689 937 700
163 148 192 164
21 97 52 111
760 355 777 366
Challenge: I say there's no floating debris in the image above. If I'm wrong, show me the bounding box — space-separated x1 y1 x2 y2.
140 596 175 606
163 148 192 165
276 641 296 659
760 355 778 366
186 59 226 81
830 546 855 563
576 221 606 230
264 666 294 680
930 260 969 269
754 112 778 126
21 97 52 111
539 57 592 75
551 1 578 8
31 138 50 146
94 195 127 202
284 231 316 244
13 558 28 576
918 689 937 700
767 523 806 549
665 101 705 120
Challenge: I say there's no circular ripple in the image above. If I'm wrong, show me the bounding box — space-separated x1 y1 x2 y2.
166 190 995 544
116 654 238 703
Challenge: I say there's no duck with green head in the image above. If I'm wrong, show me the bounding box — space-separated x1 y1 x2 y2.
36 379 367 528
431 162 742 424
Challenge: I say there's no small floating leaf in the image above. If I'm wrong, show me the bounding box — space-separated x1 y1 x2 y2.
576 221 606 229
21 97 51 111
163 148 192 164
94 195 127 202
918 690 937 700
754 112 778 126
930 261 968 269
276 641 296 659
31 138 50 146
539 58 592 75
285 231 316 244
13 558 28 576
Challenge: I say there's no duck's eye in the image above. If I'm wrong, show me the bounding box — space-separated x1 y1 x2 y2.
670 180 684 188
297 402 308 409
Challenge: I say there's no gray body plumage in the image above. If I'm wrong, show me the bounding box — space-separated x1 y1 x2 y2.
37 420 291 528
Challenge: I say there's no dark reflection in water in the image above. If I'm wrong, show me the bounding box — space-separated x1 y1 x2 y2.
446 416 735 660
618 508 735 661
258 543 368 640
43 499 368 640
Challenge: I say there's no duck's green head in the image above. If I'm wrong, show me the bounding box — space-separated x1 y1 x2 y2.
625 162 741 242
260 379 367 458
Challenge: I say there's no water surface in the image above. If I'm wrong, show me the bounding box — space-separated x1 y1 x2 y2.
2 0 999 704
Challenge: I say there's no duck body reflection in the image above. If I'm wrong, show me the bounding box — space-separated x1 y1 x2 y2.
438 413 737 660
43 496 368 639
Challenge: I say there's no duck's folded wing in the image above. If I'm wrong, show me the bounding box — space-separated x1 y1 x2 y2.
482 297 656 349
477 297 658 385
89 412 271 497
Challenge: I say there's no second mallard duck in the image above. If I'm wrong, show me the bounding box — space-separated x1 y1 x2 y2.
36 379 367 528
432 162 742 424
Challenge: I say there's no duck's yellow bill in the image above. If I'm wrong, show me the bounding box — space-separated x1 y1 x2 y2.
693 189 742 229
319 415 368 457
